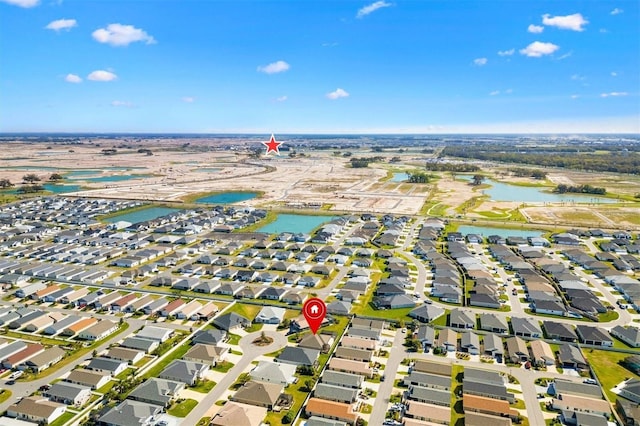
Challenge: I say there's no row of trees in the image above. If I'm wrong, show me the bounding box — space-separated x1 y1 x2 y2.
350 156 384 168
407 172 431 183
554 184 606 195
0 173 65 191
425 162 480 172
442 146 640 175
508 167 547 179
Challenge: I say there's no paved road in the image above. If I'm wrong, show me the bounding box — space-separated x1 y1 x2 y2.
180 329 288 426
316 266 349 300
369 330 406 426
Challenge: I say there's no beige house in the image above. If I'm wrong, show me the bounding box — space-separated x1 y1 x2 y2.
184 344 228 366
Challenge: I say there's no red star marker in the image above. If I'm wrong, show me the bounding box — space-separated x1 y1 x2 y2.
262 134 283 154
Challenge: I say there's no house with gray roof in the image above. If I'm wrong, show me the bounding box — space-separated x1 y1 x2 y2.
254 306 286 324
619 379 640 404
97 399 162 426
119 337 159 354
276 347 320 367
479 313 509 334
461 331 480 355
576 325 613 347
191 329 227 346
212 312 251 332
505 336 529 363
64 369 111 390
135 326 173 343
511 317 543 338
557 344 588 370
414 325 435 350
409 305 445 323
482 333 504 358
128 378 185 407
86 357 128 376
326 301 351 315
551 379 602 399
314 383 358 404
249 361 297 386
159 360 207 386
403 371 451 390
544 321 578 342
321 371 364 389
611 325 640 348
44 382 91 407
449 309 475 329
24 346 65 373
405 385 451 407
306 417 347 426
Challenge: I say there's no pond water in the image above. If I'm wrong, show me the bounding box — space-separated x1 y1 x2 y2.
195 168 221 173
390 172 410 182
104 207 180 224
459 176 615 204
196 192 258 204
457 225 543 239
259 214 335 234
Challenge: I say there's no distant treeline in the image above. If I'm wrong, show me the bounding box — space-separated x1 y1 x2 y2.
424 162 480 172
554 184 606 195
442 145 640 174
350 156 384 168
509 167 547 179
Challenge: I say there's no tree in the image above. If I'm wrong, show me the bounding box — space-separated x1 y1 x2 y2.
0 178 13 188
471 174 485 186
22 173 41 183
49 173 64 181
303 379 314 392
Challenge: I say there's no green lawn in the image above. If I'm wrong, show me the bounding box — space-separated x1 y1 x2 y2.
191 379 217 393
264 381 310 425
212 361 234 373
49 412 76 426
226 303 262 320
0 389 12 404
597 310 619 323
244 322 264 333
196 417 211 426
584 349 639 402
167 399 199 417
227 333 241 345
96 380 116 395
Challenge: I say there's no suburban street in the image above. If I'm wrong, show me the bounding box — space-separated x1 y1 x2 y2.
369 330 406 426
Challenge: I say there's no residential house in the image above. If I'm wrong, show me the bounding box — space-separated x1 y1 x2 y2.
6 397 66 425
86 357 128 376
611 325 640 348
461 331 480 355
529 340 555 366
24 346 65 373
327 358 373 378
136 326 173 343
231 381 284 410
511 317 543 338
314 383 358 404
576 325 613 347
321 371 364 389
44 382 91 407
213 312 251 332
482 333 504 359
544 321 578 342
305 398 359 426
97 399 162 426
128 378 185 408
158 360 208 386
77 320 118 341
435 328 457 352
249 361 297 386
184 344 227 366
505 336 529 363
119 337 159 354
255 306 286 325
409 305 445 323
479 313 509 334
276 347 319 367
104 347 144 365
64 369 111 390
557 344 589 371
191 329 227 346
449 309 475 329
210 401 267 426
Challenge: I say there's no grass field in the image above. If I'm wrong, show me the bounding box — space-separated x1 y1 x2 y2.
584 349 640 402
167 399 199 417
225 303 262 320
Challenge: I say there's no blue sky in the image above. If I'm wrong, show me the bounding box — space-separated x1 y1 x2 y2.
1 0 638 133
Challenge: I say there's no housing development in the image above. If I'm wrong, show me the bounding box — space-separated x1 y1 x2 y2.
0 134 637 426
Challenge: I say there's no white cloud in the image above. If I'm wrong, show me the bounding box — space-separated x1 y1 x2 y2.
600 92 628 98
0 0 39 7
489 90 500 96
599 28 608 33
181 97 195 103
571 95 580 99
326 88 349 100
611 72 617 77
571 74 586 81
497 49 514 56
473 57 487 66
505 88 513 94
87 70 117 81
556 52 572 60
519 41 560 57
610 8 623 15
357 1 392 18
257 60 290 74
92 23 155 46
64 73 82 83
276 96 288 102
528 24 544 34
45 18 76 31
542 13 588 31
111 100 133 107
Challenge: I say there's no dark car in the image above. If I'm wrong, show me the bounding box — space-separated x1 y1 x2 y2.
6 380 15 385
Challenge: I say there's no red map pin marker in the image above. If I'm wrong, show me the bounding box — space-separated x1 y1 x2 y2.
302 298 327 335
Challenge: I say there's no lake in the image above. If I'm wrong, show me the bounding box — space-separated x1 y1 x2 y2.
195 168 221 173
459 176 615 204
104 206 180 224
259 214 335 234
196 192 258 204
391 172 409 182
1 184 81 194
457 225 542 239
